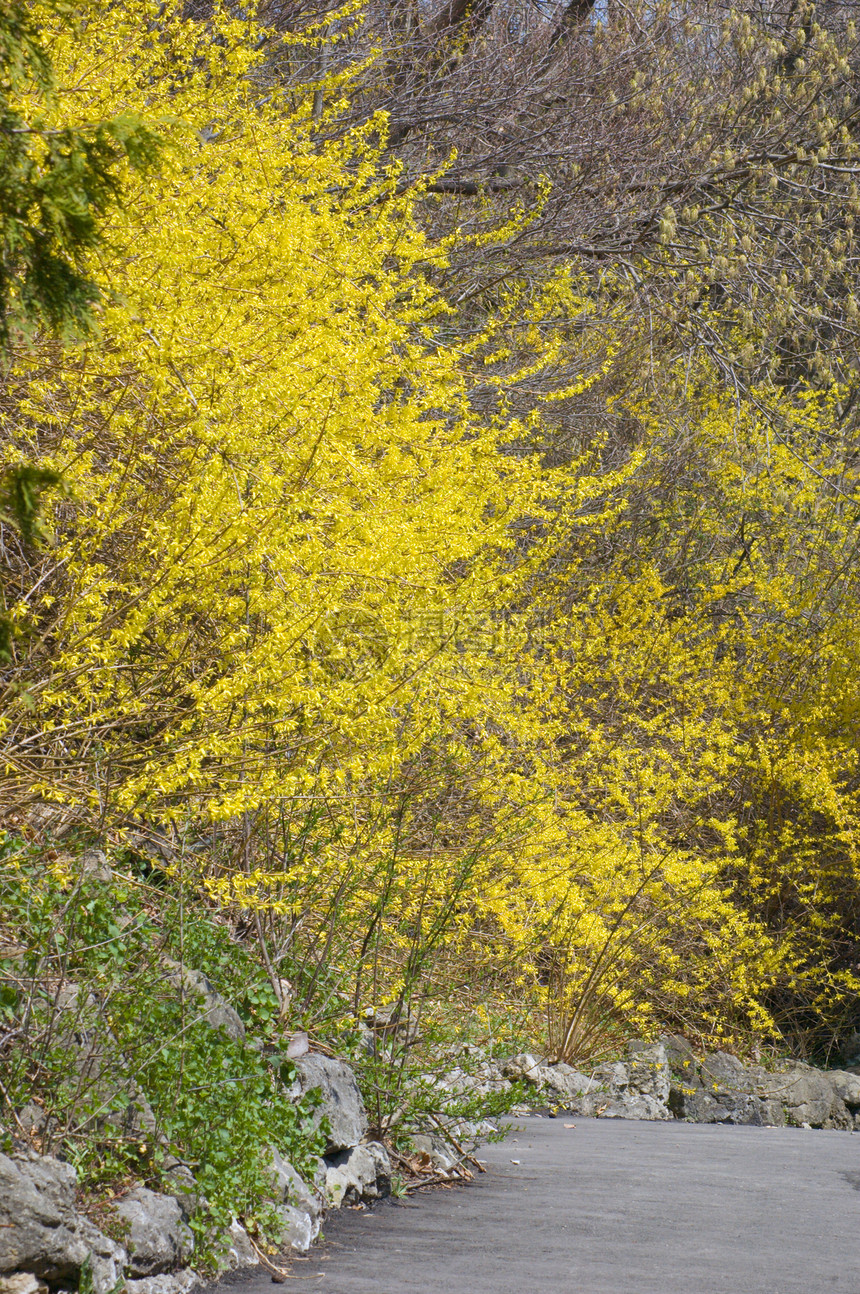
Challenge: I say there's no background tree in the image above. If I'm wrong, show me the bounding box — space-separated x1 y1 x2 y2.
0 0 160 658
0 0 160 345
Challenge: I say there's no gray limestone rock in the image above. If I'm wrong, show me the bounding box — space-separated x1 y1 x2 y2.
0 1152 126 1294
125 1272 200 1294
161 1163 200 1222
757 1063 852 1130
264 1147 323 1221
663 1036 706 1117
626 1041 671 1106
492 1036 860 1133
273 1206 318 1254
540 1063 600 1104
609 1097 666 1120
217 1221 258 1271
700 1051 751 1090
665 1043 853 1129
501 1054 543 1084
591 1060 628 1089
0 1275 48 1294
114 1188 194 1277
453 1117 499 1141
497 1052 610 1114
161 960 245 1044
72 1046 161 1143
79 849 113 883
660 1034 698 1071
290 1054 369 1153
14 1103 54 1142
675 1050 781 1125
827 1068 860 1110
500 1054 605 1110
44 982 162 1145
682 1051 766 1123
408 1135 458 1175
674 1086 785 1126
324 1142 391 1207
587 1049 671 1121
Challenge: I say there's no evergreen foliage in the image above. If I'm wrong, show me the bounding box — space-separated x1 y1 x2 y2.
0 0 160 347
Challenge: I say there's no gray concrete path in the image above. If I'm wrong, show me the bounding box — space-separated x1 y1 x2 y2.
236 1117 860 1293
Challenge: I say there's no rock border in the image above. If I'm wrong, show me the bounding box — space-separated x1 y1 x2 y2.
8 1025 859 1294
467 1037 860 1132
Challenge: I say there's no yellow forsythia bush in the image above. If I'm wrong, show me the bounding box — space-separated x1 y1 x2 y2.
2 1 860 1060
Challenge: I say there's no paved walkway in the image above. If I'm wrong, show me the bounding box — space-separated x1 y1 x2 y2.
258 1117 860 1293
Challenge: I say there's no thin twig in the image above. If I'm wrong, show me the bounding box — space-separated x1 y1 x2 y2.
246 1233 298 1282
404 1173 458 1192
